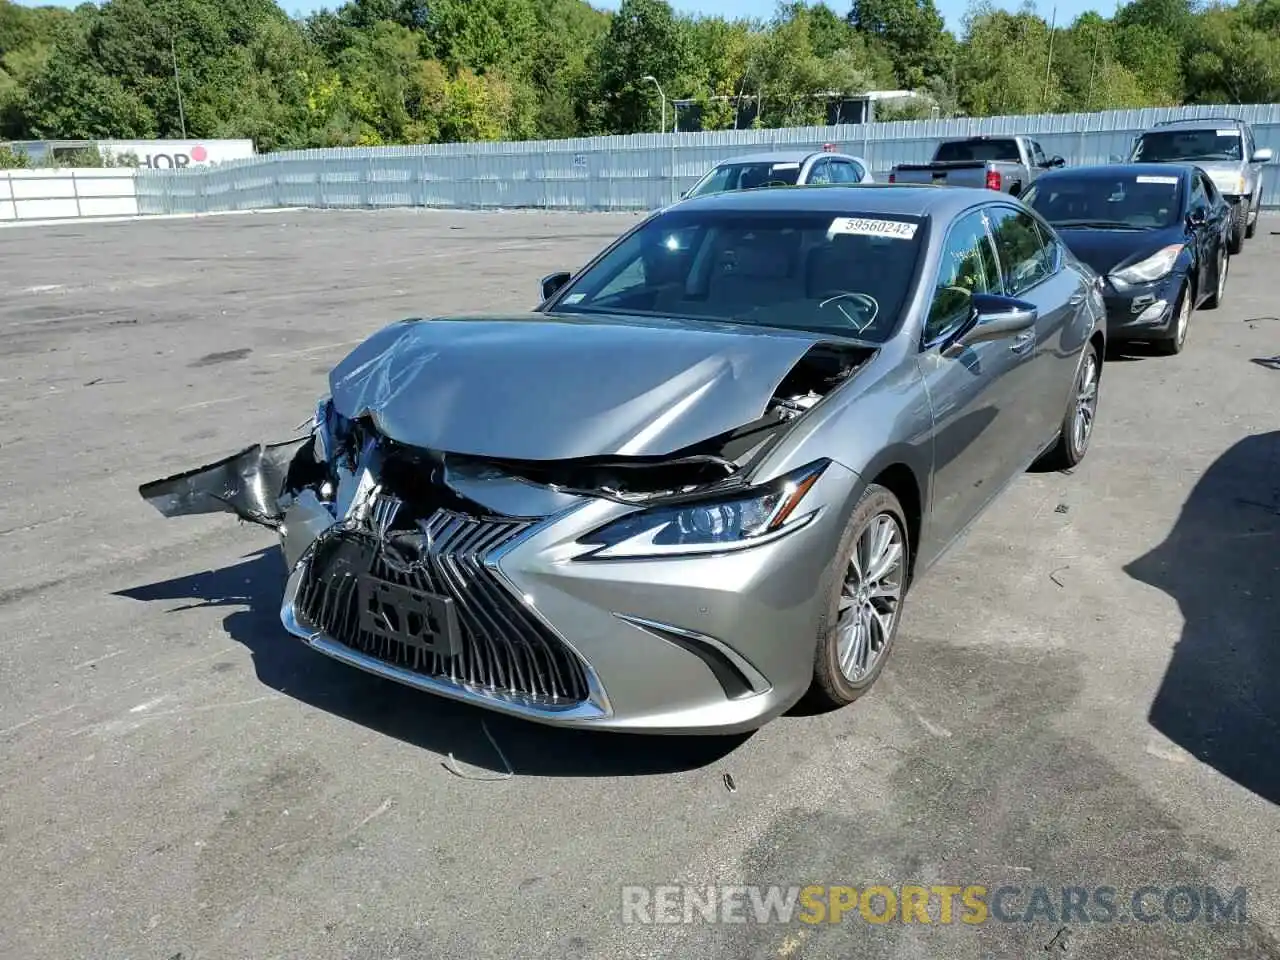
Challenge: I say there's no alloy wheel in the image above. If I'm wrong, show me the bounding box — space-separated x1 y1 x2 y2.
1174 290 1190 347
1072 350 1099 456
836 514 905 683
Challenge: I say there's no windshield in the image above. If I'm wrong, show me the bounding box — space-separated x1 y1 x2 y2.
934 139 1021 163
1024 173 1183 230
686 161 803 198
549 208 927 342
1133 129 1243 163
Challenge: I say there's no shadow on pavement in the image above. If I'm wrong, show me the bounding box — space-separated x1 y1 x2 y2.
1125 430 1280 805
116 549 748 777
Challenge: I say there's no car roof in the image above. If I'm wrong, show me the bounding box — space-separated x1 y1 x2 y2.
712 151 825 165
1034 162 1194 183
669 183 1000 219
1143 118 1248 133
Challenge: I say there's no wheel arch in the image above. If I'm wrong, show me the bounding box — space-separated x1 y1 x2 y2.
867 461 924 587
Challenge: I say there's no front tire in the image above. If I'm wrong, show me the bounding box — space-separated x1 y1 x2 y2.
1246 193 1260 238
807 485 909 711
1154 283 1191 355
1036 340 1101 471
1229 203 1247 254
1202 248 1228 310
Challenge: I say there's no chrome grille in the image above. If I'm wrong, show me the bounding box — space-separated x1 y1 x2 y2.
294 510 590 705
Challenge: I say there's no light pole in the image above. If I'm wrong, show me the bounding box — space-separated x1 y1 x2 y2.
642 75 667 134
170 30 187 138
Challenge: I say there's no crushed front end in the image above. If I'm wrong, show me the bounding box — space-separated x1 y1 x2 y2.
138 338 873 733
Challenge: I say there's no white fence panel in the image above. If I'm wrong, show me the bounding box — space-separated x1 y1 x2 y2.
0 168 139 222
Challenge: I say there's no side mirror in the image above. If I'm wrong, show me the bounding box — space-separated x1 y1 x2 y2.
1253 147 1273 163
540 271 572 302
949 293 1038 351
679 190 689 199
1108 154 1124 164
1050 155 1066 168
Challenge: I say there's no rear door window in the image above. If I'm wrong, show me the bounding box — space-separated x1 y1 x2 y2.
988 207 1055 296
806 159 833 185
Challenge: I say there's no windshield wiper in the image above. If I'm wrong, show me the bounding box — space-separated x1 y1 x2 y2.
1052 219 1145 230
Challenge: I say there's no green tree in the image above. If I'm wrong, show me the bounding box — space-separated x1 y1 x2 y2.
20 10 156 139
956 2 1055 115
1050 14 1156 111
1184 1 1280 104
849 0 951 88
427 0 538 76
594 0 693 133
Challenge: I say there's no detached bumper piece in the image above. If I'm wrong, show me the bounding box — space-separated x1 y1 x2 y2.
292 510 591 707
138 439 312 526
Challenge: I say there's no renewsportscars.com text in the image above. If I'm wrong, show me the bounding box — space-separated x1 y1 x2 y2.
621 884 1248 926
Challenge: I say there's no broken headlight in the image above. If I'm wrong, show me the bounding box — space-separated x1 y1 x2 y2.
312 397 358 467
576 460 828 559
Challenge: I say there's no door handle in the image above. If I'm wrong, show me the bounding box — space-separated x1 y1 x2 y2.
1011 330 1035 354
1068 292 1086 305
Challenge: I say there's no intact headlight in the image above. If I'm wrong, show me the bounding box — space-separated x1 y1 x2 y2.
1110 244 1184 285
576 460 829 559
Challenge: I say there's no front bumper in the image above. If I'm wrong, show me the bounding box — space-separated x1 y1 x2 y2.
1101 270 1186 341
277 463 858 734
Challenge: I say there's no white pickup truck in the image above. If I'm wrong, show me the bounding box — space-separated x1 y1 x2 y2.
888 135 1065 196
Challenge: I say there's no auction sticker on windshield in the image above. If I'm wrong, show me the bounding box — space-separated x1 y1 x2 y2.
1136 176 1179 184
828 217 919 240
1216 129 1240 137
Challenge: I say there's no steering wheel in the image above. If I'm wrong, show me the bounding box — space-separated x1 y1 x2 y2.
817 291 880 333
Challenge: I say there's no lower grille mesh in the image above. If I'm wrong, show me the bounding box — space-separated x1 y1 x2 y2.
294 510 590 705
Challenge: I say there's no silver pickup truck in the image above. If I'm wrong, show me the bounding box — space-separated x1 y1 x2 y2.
888 135 1065 196
1124 117 1273 254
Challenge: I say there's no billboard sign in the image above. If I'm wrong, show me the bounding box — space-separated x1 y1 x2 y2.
99 139 257 169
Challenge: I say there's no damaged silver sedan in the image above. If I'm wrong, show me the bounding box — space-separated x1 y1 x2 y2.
141 186 1106 734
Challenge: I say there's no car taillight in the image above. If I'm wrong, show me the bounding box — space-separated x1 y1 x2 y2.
888 172 896 183
985 169 1002 191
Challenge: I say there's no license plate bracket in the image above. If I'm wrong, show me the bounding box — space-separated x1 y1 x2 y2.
357 575 462 659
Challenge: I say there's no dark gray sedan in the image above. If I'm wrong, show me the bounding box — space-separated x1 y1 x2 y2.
140 185 1107 734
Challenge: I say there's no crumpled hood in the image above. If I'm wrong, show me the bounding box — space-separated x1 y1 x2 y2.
1056 226 1183 277
329 314 833 460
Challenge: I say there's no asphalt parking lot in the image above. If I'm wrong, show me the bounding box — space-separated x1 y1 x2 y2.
1 207 1277 960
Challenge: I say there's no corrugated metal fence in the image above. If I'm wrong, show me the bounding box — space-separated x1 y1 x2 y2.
134 103 1280 215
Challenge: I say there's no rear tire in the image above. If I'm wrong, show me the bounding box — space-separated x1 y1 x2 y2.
807 484 909 711
1036 341 1101 471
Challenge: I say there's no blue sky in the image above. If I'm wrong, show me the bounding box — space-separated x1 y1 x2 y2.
11 0 1100 37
